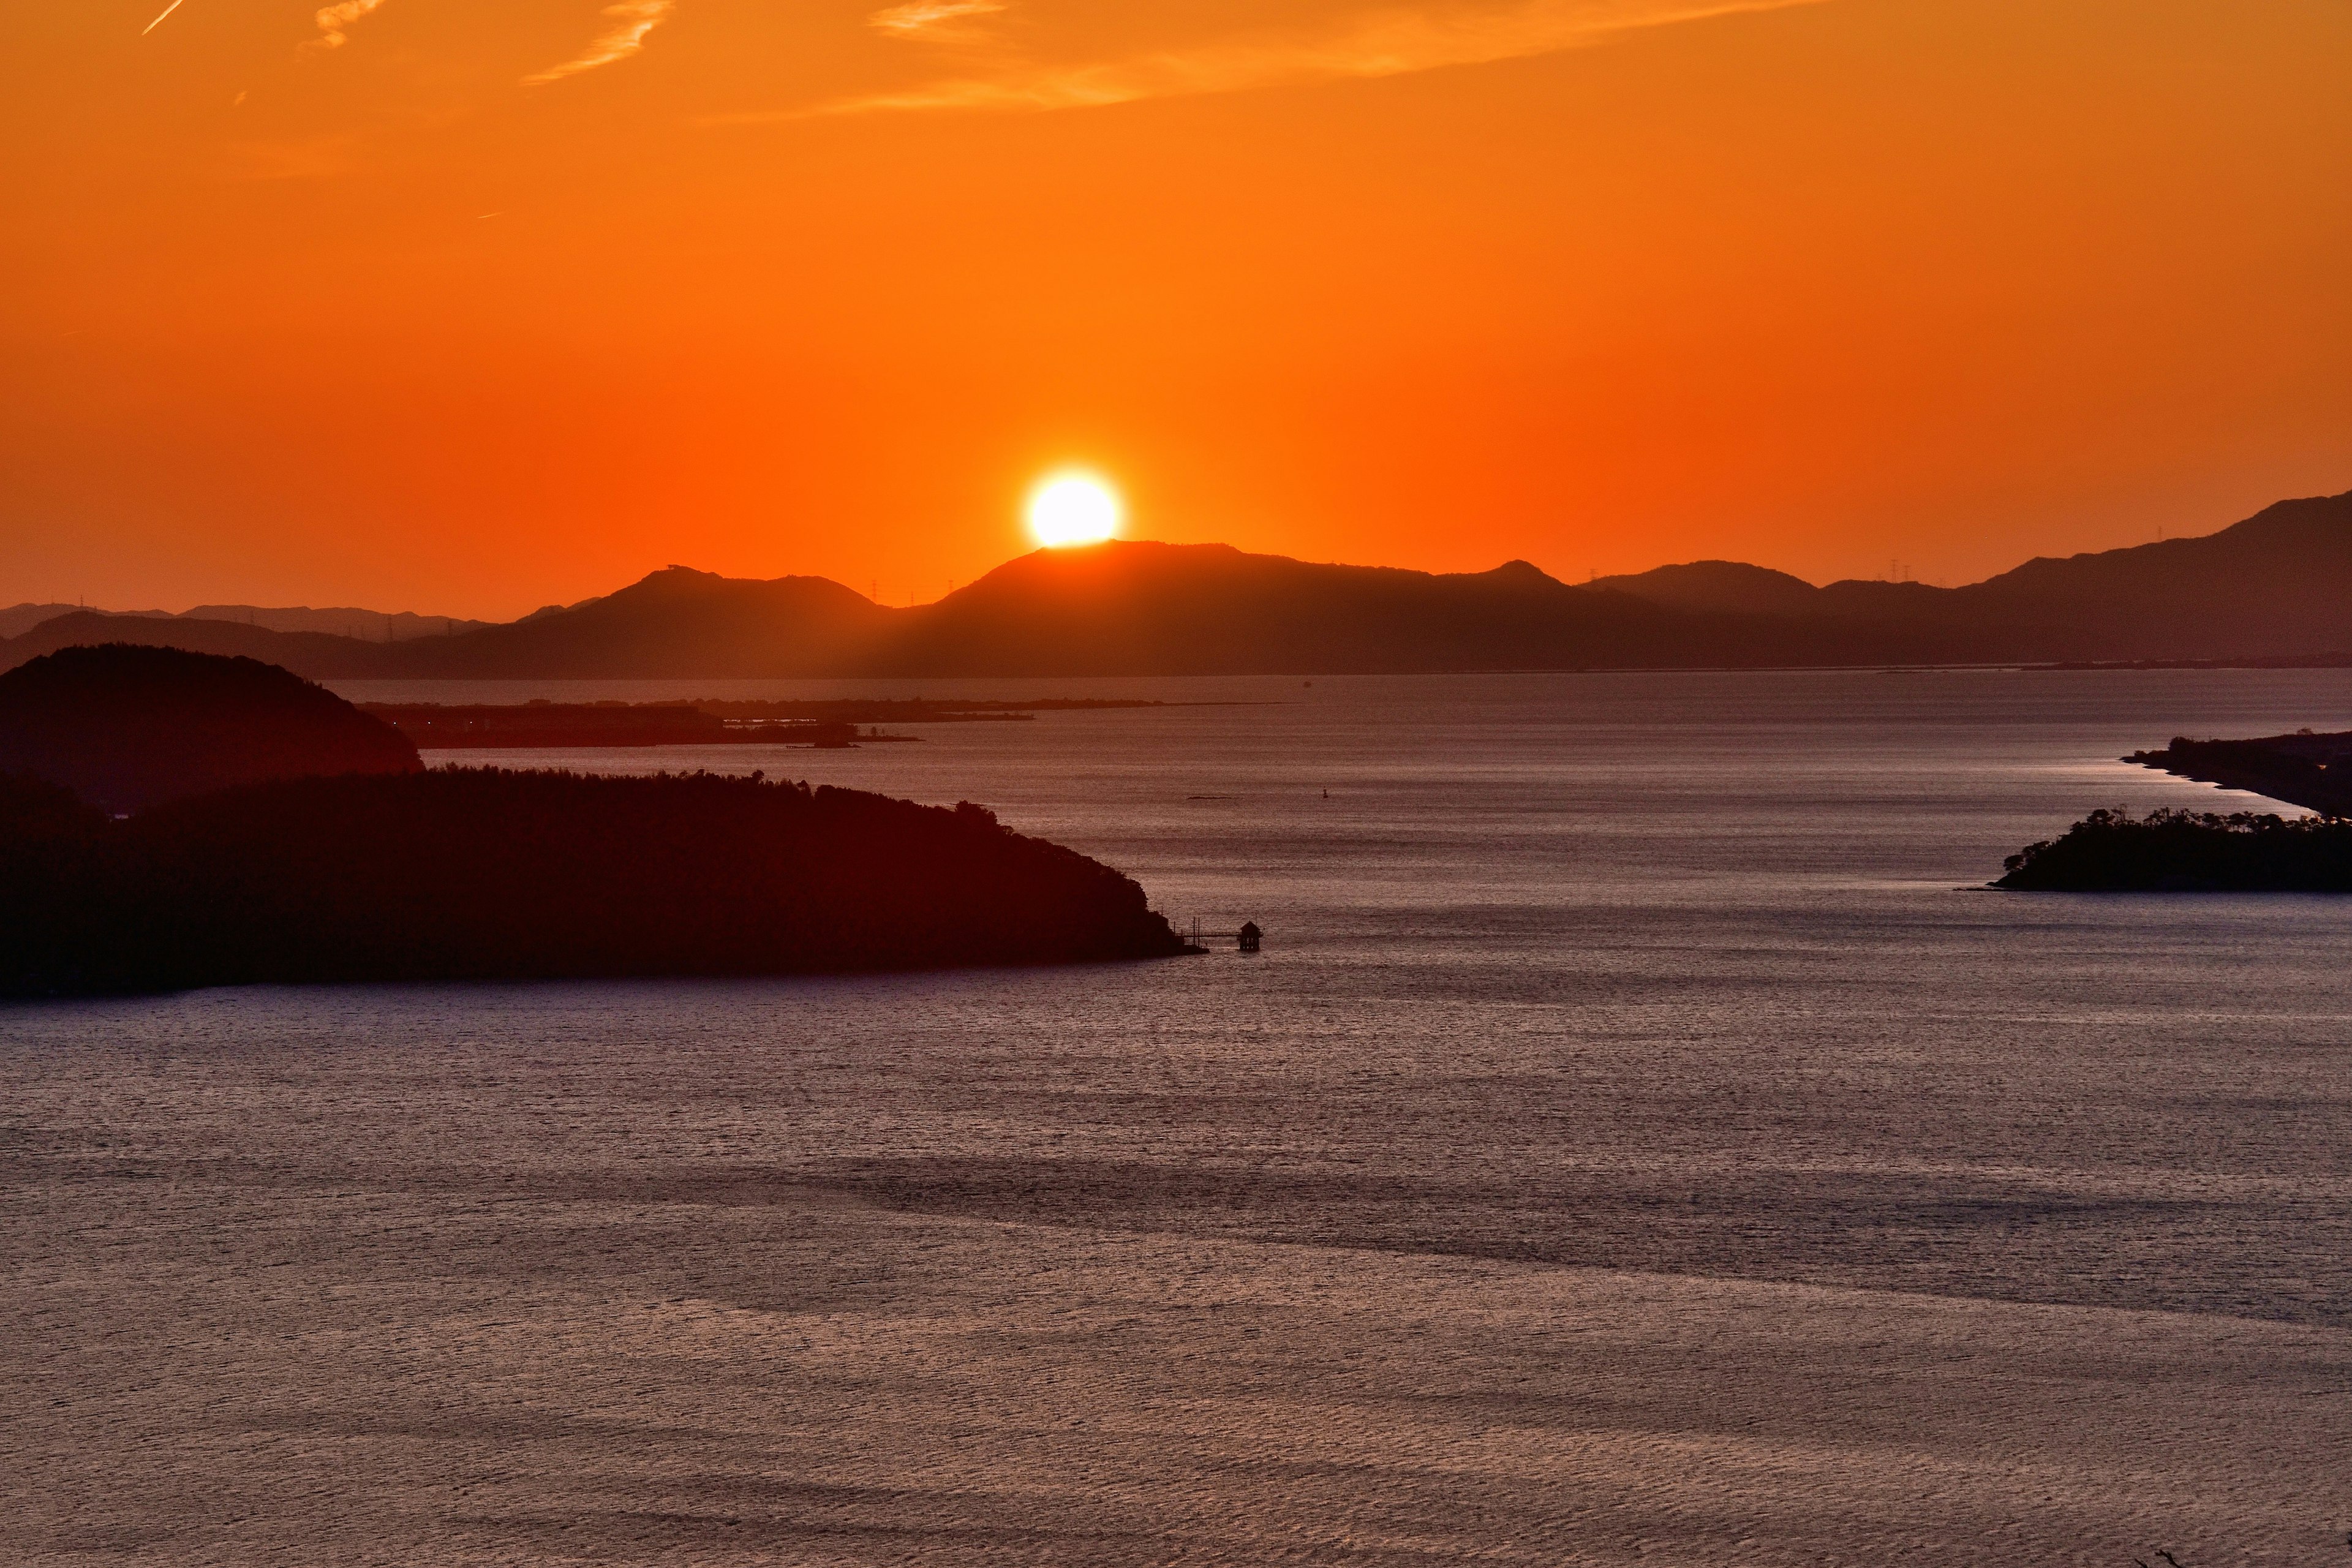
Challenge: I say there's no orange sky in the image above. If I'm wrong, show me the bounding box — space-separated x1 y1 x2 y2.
3 0 2347 619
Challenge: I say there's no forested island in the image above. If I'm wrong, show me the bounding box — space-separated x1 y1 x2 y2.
0 646 1190 995
1996 808 2352 892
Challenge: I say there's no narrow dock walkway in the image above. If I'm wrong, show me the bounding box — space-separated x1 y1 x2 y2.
1180 919 1263 952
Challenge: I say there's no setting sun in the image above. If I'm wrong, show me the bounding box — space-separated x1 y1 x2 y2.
1026 474 1123 549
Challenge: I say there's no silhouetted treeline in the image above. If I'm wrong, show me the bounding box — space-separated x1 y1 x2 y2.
0 768 1189 996
0 644 418 812
1996 808 2352 891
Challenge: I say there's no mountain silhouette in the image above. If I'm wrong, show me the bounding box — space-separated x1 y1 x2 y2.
875 543 1706 674
1948 492 2352 657
1590 492 2352 662
2 491 2343 677
382 567 897 678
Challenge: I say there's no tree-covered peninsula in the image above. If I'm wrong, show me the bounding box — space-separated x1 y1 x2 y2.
0 644 1188 994
0 766 1191 995
1996 807 2352 892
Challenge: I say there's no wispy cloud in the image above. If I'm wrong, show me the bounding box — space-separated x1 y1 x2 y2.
309 0 388 50
869 0 1007 41
734 0 1826 119
141 0 186 37
525 0 674 85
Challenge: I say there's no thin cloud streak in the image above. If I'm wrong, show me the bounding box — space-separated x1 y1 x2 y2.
736 0 1828 119
140 0 186 37
309 0 388 50
525 0 675 85
869 0 1007 40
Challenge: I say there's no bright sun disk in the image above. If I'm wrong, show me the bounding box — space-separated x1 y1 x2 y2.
1027 473 1122 548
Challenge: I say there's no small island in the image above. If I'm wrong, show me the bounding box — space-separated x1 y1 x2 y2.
1995 807 2352 892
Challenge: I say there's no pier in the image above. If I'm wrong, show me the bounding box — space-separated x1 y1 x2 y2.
1180 918 1264 952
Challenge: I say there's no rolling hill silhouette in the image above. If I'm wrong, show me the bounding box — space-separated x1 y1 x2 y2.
1585 560 1826 618
382 567 897 678
0 644 421 813
3 491 2343 677
0 612 412 677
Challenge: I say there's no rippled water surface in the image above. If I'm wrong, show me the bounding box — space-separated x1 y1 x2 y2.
7 670 2350 1565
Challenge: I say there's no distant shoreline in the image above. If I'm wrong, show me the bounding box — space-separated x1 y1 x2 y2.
356 696 1268 750
323 658 2352 688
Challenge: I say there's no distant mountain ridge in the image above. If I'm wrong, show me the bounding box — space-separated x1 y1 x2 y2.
0 601 494 643
4 490 2345 677
1589 492 2352 660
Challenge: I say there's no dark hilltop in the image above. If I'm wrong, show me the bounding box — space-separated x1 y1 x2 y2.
0 644 420 813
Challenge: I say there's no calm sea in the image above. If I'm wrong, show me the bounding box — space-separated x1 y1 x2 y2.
6 669 2349 1565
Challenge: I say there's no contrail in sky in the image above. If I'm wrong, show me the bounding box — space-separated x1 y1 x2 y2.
141 0 186 36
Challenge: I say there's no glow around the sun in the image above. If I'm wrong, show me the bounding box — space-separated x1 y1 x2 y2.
1026 472 1123 548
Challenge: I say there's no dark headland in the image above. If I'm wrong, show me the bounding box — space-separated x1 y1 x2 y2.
1995 809 2352 892
1996 728 2352 892
0 649 1189 996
